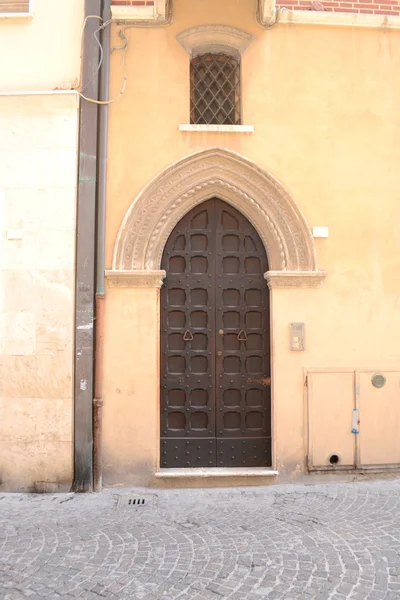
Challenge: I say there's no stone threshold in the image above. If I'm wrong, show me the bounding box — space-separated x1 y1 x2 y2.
155 467 279 478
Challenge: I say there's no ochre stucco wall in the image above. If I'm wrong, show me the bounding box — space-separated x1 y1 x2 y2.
103 0 400 486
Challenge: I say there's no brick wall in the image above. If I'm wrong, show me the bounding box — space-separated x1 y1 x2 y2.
111 0 399 17
0 0 29 12
276 0 400 15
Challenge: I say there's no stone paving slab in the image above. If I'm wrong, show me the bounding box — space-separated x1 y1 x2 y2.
1 480 400 599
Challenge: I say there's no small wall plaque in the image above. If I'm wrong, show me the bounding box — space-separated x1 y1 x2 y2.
7 229 23 240
312 226 329 238
290 322 305 351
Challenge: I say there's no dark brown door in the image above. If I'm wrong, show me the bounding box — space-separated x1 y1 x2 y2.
160 199 271 468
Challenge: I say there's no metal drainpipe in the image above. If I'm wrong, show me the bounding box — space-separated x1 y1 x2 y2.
93 0 111 493
74 0 102 493
92 0 172 493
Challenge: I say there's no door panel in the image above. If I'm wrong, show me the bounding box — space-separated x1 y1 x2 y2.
161 203 216 468
160 199 271 468
308 371 355 468
214 201 271 467
358 371 400 467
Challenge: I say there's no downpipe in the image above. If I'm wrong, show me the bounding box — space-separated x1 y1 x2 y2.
93 0 111 493
93 295 105 492
92 0 172 492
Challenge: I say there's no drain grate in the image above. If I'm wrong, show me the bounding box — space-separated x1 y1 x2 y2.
115 493 157 509
128 497 145 506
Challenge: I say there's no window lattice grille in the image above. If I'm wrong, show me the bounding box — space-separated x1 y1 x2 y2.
190 54 241 126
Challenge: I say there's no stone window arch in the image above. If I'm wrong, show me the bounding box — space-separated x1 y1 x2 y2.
177 25 256 127
106 149 326 289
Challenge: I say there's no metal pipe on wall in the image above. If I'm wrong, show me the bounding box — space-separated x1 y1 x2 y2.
93 0 111 493
93 291 105 492
74 0 102 493
77 0 173 492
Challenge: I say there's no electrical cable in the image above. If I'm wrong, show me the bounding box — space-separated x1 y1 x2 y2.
81 14 103 30
79 36 127 105
80 25 104 94
77 17 128 106
75 0 173 104
74 15 103 93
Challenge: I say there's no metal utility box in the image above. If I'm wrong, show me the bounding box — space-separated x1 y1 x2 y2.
307 369 400 471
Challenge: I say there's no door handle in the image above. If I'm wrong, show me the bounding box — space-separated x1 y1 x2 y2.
352 408 359 434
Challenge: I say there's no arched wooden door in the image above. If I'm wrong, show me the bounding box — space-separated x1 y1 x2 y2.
160 198 271 468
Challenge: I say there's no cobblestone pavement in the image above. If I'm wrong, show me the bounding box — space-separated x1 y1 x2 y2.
2 480 400 600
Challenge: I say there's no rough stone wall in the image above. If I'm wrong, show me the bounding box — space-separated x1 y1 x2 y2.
0 92 78 491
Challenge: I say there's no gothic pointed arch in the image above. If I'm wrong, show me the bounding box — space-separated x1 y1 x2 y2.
107 149 326 288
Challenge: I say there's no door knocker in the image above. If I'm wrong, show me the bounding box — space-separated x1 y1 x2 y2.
183 330 194 341
237 330 248 341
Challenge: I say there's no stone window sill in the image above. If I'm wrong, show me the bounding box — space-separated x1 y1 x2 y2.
0 11 33 18
179 124 254 133
155 467 278 478
0 0 33 18
278 8 400 29
111 5 156 21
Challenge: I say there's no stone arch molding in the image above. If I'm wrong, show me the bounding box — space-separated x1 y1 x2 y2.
106 149 326 289
176 25 255 59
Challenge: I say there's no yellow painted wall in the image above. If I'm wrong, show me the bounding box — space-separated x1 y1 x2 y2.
103 0 400 485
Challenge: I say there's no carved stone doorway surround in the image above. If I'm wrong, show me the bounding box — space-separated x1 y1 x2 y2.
106 148 326 289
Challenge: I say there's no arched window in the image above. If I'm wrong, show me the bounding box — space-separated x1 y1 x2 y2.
190 53 241 125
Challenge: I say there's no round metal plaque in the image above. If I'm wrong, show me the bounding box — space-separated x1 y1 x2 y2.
371 373 386 389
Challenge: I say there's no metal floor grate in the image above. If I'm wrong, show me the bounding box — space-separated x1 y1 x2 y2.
115 493 157 509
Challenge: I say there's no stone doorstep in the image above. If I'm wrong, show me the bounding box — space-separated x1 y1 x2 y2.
155 467 279 478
